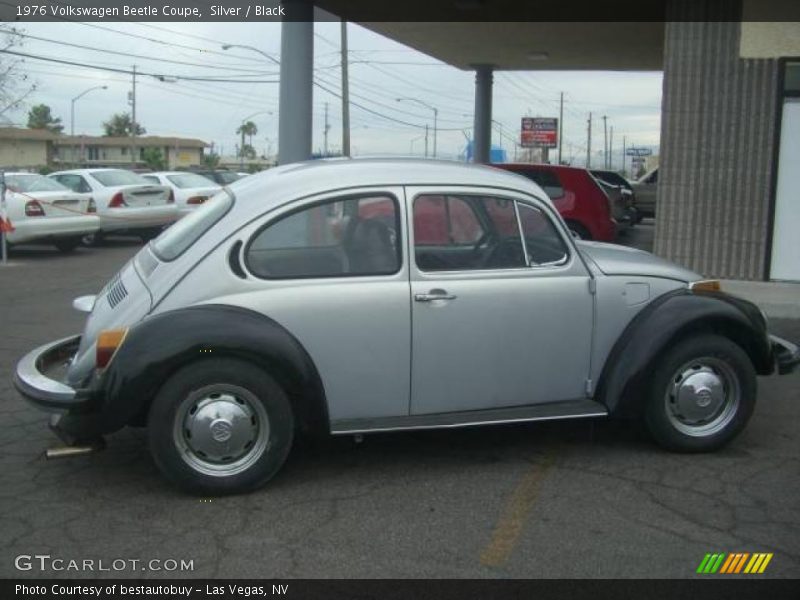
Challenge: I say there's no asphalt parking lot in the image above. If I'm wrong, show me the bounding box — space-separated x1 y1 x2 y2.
1 228 798 579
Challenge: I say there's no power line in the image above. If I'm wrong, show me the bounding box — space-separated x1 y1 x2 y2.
0 49 281 83
11 31 278 75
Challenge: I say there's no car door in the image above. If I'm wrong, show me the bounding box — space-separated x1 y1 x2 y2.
408 187 594 415
236 187 411 422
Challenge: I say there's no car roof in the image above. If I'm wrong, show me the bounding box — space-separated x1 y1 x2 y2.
225 158 550 215
50 168 126 175
496 162 587 173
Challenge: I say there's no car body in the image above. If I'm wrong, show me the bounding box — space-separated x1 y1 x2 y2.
629 167 658 219
1 172 100 251
494 163 618 241
188 169 246 186
141 171 221 216
49 169 177 240
14 159 799 495
591 169 641 224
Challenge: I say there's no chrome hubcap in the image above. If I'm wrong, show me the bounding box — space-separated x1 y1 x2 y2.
665 357 740 437
174 384 270 477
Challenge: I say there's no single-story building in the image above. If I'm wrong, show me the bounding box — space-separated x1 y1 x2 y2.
0 127 208 170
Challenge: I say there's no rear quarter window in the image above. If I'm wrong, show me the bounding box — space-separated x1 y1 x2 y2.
151 190 234 261
515 169 565 199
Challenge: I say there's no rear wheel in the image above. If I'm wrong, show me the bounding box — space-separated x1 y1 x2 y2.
644 334 756 452
53 236 82 253
148 359 294 495
82 231 105 247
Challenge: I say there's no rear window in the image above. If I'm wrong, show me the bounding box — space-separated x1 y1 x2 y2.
217 171 243 185
90 170 148 187
151 190 234 261
167 173 217 189
515 169 564 199
6 174 69 193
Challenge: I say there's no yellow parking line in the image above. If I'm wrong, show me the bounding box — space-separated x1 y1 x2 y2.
480 452 556 567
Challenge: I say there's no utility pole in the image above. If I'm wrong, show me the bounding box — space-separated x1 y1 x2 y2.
622 135 626 175
558 91 564 165
323 102 330 156
602 115 608 169
587 112 592 168
609 126 614 170
424 124 429 158
130 65 137 166
341 20 351 157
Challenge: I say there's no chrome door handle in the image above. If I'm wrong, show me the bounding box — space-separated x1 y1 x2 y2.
415 291 457 302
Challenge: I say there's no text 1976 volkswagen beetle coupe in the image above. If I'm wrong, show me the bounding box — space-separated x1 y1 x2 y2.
14 159 800 494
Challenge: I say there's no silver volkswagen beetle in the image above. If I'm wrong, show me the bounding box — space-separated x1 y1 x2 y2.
14 159 799 494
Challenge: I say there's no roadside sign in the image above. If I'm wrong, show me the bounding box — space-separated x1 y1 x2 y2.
625 147 652 157
521 117 558 149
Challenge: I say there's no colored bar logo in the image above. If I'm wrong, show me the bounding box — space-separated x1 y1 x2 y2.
696 552 773 574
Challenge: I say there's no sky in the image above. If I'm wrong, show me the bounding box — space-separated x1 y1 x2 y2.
2 19 664 169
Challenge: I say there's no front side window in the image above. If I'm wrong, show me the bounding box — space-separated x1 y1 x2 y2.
414 194 527 271
517 203 569 266
246 194 400 279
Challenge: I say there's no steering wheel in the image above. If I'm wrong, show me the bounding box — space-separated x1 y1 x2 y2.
480 237 526 269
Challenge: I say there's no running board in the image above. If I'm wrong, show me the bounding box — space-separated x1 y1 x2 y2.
330 399 607 435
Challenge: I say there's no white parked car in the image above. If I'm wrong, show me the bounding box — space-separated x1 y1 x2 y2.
2 172 100 252
141 171 221 216
49 169 177 242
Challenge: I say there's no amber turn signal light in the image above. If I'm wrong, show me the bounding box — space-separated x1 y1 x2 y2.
96 328 128 369
689 280 722 292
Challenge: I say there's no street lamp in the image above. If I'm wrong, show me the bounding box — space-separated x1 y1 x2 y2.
71 85 107 137
396 97 438 158
221 44 281 66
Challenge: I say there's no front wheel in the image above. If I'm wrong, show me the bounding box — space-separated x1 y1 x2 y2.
53 236 82 253
148 359 294 495
644 334 756 452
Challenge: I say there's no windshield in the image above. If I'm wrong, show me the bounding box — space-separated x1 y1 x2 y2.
218 171 243 184
5 174 69 193
151 190 234 261
167 173 217 189
90 170 149 187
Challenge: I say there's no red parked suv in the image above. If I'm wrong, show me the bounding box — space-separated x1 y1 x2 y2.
494 163 617 242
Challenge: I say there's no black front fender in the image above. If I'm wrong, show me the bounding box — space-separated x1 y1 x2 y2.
597 289 773 416
94 304 329 435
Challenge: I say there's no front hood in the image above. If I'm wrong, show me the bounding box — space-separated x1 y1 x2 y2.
577 241 701 282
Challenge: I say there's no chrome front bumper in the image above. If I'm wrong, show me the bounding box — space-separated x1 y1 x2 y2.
13 335 87 410
771 335 800 375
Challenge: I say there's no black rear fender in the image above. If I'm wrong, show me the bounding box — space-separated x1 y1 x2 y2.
95 305 329 435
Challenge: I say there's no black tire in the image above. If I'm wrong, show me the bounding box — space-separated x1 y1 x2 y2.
566 221 591 240
138 227 162 242
82 231 105 247
644 334 756 452
148 359 294 495
53 236 82 253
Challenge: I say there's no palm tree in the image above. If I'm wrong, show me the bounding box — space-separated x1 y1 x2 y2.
236 121 258 157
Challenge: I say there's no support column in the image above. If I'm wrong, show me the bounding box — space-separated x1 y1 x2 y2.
278 4 313 165
472 65 494 164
